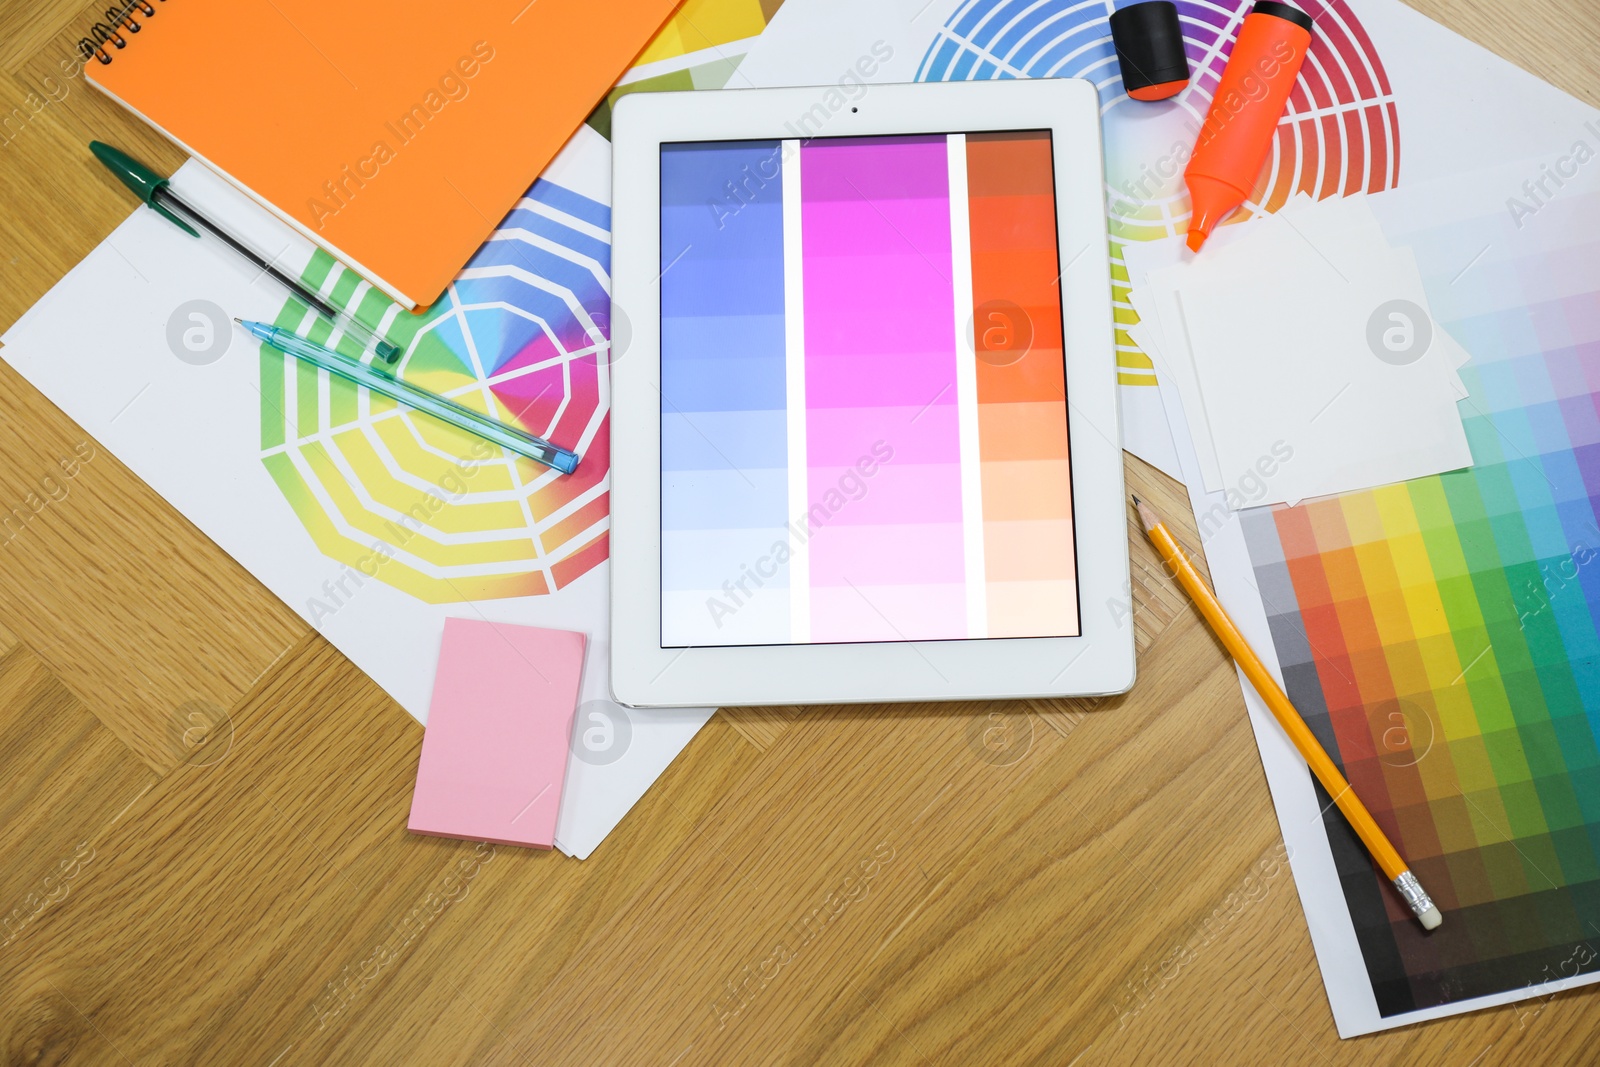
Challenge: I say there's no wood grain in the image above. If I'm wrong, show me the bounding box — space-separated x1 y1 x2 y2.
0 1 1597 1063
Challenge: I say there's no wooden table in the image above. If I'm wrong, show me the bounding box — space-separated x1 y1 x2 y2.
1 2 1597 1063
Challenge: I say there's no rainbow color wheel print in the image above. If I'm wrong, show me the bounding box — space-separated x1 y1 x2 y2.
257 180 612 604
916 0 1399 385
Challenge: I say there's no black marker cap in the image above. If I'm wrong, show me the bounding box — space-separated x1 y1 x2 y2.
1251 1 1315 32
1110 1 1190 102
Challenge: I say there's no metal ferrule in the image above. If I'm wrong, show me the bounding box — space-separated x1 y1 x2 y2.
1393 870 1435 918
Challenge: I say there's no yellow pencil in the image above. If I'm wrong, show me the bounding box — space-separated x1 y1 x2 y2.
1134 496 1442 931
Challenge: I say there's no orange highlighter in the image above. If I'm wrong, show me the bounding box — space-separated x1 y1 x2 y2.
1184 1 1314 251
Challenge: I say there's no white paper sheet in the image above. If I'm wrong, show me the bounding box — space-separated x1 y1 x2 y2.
1125 199 1473 481
1175 202 1473 507
1123 224 1266 494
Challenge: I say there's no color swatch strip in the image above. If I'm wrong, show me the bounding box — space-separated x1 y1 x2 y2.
659 132 1079 647
1239 186 1600 1015
967 131 1079 638
800 135 965 642
660 141 792 642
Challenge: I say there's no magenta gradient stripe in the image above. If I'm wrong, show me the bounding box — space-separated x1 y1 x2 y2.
799 135 967 642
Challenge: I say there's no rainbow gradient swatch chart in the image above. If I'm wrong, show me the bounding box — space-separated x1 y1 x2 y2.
659 132 1079 647
1240 179 1600 1017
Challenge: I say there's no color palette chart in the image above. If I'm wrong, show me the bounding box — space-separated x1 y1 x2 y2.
588 0 788 139
914 0 1398 387
259 178 612 604
659 132 1077 647
1238 177 1600 1017
967 132 1077 638
636 0 786 65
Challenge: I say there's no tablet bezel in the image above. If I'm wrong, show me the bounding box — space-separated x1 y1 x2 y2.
610 78 1132 707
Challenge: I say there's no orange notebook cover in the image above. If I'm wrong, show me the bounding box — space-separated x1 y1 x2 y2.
87 0 681 308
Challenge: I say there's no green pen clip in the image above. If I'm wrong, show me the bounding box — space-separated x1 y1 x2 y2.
90 140 199 237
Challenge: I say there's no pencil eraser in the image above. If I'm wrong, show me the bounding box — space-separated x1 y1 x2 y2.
1419 905 1442 931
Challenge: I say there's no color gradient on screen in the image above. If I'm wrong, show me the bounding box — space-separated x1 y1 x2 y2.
967 131 1076 637
659 132 1078 647
802 136 965 641
660 141 792 642
1240 188 1600 1015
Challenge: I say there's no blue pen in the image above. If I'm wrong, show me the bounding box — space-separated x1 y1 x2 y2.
237 320 580 475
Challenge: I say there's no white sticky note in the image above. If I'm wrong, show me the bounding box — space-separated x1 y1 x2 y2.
1180 217 1472 507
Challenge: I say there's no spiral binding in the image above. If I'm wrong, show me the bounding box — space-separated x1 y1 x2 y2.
78 1 164 66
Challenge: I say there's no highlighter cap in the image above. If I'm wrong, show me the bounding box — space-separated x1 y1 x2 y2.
1251 0 1315 33
1110 2 1191 102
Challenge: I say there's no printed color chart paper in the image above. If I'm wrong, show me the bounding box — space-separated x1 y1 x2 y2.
1183 158 1600 1035
588 0 791 140
659 132 1077 647
259 187 613 604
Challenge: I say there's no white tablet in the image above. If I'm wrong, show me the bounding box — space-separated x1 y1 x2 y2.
609 78 1132 708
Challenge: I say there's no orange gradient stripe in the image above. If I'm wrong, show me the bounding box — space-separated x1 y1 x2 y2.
966 131 1078 637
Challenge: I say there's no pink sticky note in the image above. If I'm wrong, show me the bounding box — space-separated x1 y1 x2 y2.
408 618 586 849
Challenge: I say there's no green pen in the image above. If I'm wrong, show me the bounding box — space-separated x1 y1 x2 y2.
237 320 580 475
90 141 402 364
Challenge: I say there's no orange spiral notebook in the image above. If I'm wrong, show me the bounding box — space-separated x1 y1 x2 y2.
81 0 682 308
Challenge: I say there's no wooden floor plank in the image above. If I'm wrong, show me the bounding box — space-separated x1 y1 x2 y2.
0 641 155 964
0 364 306 773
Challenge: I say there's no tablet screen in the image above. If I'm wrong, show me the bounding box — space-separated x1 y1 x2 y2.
658 131 1078 647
